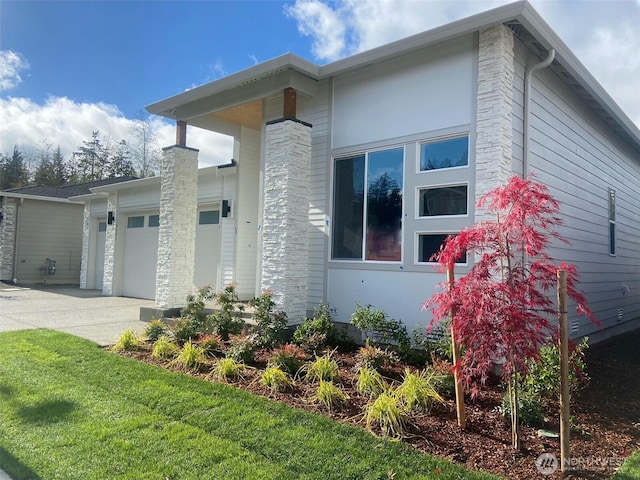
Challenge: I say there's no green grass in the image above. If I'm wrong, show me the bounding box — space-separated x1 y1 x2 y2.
613 451 640 479
0 329 499 480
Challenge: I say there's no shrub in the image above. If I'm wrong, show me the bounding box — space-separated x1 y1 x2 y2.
261 366 294 393
293 304 336 353
268 343 307 375
305 353 340 383
357 344 399 371
199 334 224 356
152 335 179 359
411 321 453 362
207 284 244 340
144 318 168 343
171 341 207 372
428 356 456 399
171 317 198 345
226 332 256 364
312 380 349 411
350 303 410 354
355 367 388 398
498 391 544 428
524 337 589 400
395 368 444 414
211 357 245 381
249 291 288 349
181 286 215 332
365 391 408 438
112 329 140 352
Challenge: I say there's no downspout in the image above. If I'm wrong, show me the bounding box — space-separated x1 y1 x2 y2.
523 48 556 178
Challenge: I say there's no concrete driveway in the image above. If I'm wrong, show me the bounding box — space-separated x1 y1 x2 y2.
0 284 155 346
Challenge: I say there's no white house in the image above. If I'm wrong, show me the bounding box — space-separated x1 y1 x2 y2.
84 1 640 342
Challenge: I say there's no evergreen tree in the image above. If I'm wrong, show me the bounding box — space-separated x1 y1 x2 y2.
34 141 54 185
0 145 30 189
107 140 136 178
50 145 68 185
73 131 109 181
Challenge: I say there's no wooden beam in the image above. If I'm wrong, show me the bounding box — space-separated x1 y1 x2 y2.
283 87 297 118
176 120 187 147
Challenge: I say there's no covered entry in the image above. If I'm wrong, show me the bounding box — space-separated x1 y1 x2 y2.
194 208 221 289
122 212 159 300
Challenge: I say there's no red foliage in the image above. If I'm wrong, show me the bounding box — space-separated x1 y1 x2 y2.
424 176 599 396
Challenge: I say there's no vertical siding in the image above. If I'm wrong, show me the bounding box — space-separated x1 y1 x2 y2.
234 126 261 299
15 200 83 284
526 63 640 336
298 79 331 311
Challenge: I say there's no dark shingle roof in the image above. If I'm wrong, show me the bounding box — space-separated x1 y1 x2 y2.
1 176 138 199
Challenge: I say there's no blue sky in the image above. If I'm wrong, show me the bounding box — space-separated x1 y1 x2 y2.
1 0 640 167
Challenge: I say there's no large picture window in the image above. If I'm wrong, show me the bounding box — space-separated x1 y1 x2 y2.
332 147 404 261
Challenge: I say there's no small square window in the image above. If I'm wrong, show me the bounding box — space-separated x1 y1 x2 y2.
148 215 160 227
199 210 220 225
127 216 144 228
98 221 107 232
419 185 467 217
420 136 468 171
418 234 466 264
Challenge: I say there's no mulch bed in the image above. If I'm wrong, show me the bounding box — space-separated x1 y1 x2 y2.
117 332 640 479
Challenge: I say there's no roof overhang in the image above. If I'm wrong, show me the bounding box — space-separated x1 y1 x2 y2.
146 0 640 154
0 192 75 204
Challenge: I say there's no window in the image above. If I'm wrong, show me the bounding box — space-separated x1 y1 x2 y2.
199 210 220 225
148 215 160 227
418 185 467 217
332 147 404 261
609 188 616 255
127 216 144 228
98 221 107 232
420 136 468 171
417 234 466 264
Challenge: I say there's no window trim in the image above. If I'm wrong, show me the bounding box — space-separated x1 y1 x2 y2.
415 231 468 266
415 182 470 220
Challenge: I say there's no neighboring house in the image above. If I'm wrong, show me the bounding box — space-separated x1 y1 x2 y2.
72 162 236 303
0 177 136 284
92 1 638 342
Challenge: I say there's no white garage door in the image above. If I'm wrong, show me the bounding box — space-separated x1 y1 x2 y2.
94 219 106 290
194 209 221 290
122 213 159 300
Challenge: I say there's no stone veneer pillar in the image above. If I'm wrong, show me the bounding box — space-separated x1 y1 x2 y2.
79 203 91 289
155 145 199 308
475 25 514 221
102 192 118 296
260 118 312 322
0 198 17 281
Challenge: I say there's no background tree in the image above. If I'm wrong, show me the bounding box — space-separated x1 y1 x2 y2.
107 140 136 178
73 131 109 181
0 145 30 189
424 175 598 450
130 111 160 177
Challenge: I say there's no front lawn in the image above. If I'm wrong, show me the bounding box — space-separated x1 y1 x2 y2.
0 329 497 480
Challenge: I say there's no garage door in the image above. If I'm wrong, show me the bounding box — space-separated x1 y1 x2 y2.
194 209 221 289
94 219 106 290
122 213 159 300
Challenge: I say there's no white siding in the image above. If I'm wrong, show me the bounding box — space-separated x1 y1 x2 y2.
234 126 261 299
511 38 526 177
220 175 236 287
526 61 640 336
117 184 160 212
332 36 475 149
15 200 83 284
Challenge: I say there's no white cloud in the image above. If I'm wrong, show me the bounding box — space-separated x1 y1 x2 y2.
284 0 347 61
249 54 259 65
0 50 30 92
0 96 233 168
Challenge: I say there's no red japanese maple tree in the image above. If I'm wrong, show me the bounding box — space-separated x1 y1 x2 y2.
424 175 598 449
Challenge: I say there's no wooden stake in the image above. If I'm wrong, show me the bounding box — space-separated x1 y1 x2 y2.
448 265 466 430
557 270 570 473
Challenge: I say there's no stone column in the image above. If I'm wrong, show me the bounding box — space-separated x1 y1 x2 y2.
102 192 118 296
155 145 199 308
260 118 312 323
79 203 91 289
475 25 514 222
0 197 17 281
